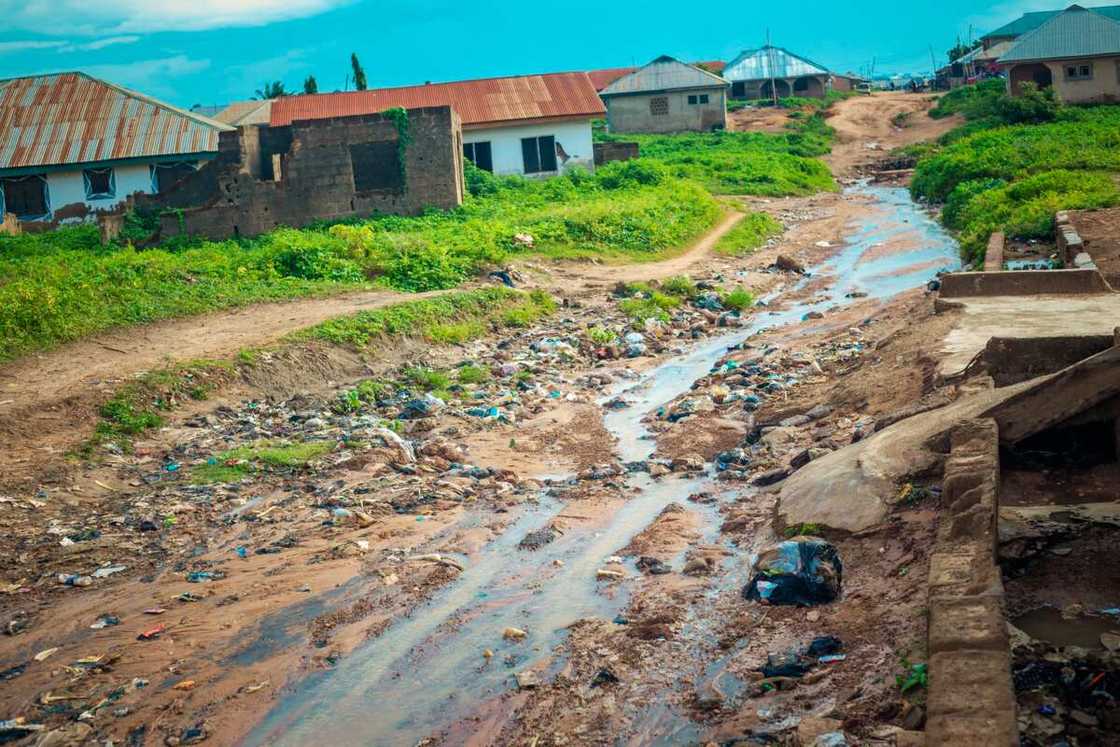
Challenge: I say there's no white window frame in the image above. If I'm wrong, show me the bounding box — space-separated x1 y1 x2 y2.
1065 63 1093 81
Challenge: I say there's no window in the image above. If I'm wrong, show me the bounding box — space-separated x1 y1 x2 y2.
688 94 710 105
731 81 746 98
1066 63 1092 80
687 94 698 105
520 135 557 174
649 96 669 116
463 141 493 172
0 174 49 219
151 162 198 193
699 94 709 104
349 140 403 192
83 168 115 200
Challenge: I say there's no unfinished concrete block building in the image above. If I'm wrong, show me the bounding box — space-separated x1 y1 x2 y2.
140 105 464 240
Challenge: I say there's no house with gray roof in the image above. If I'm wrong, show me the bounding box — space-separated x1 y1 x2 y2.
998 4 1120 103
981 3 1120 48
598 56 729 133
722 46 831 99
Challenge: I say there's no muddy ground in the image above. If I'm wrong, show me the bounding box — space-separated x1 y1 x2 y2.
0 93 969 747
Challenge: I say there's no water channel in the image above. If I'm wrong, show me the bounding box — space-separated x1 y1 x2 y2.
243 183 961 746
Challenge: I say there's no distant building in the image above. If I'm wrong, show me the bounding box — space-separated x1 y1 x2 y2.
981 3 1120 48
831 73 869 92
723 46 832 99
587 60 726 92
0 72 231 222
999 4 1120 103
598 56 729 133
269 72 605 177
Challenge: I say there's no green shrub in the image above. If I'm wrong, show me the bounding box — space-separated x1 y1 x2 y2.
720 286 754 311
456 364 489 384
619 297 670 323
660 275 697 298
942 178 1007 229
929 79 1004 120
404 366 451 391
587 325 617 345
994 83 1059 124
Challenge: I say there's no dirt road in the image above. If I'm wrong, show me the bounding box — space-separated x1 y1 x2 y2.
825 91 959 175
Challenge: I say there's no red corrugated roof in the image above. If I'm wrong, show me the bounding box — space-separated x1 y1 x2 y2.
270 72 605 128
0 72 231 171
587 60 726 91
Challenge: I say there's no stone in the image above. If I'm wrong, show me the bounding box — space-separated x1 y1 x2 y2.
516 670 540 690
751 468 790 487
776 254 806 274
797 717 843 744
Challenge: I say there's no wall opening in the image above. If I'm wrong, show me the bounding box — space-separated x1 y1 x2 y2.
1010 63 1053 95
349 140 403 192
0 174 49 218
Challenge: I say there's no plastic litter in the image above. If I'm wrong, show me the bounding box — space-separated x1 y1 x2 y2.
743 537 842 606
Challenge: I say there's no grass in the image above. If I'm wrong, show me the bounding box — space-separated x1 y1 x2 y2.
911 100 1120 261
90 359 233 453
300 287 556 349
714 211 783 256
720 286 754 311
190 439 335 484
595 115 836 196
0 161 716 362
928 79 1005 120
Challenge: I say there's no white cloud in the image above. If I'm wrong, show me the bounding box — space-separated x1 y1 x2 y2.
0 0 353 34
61 35 142 52
82 54 212 98
0 40 67 54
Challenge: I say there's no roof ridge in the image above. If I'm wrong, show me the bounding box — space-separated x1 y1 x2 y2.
74 72 235 131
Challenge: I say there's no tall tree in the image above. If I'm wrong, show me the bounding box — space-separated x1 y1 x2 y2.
303 75 318 94
254 81 288 99
350 53 367 91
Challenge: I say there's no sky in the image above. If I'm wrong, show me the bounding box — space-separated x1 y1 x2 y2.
0 0 1073 108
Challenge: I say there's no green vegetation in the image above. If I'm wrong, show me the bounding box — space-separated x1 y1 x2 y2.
595 116 836 196
783 522 824 538
912 83 1120 261
191 439 335 484
299 287 556 349
456 364 489 385
90 360 233 452
714 211 783 256
719 286 754 311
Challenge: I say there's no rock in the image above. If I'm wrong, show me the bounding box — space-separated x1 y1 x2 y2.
752 467 790 487
34 724 92 747
515 670 540 690
502 627 527 641
671 454 705 472
518 526 559 551
682 556 714 576
648 462 671 477
900 702 925 730
1101 631 1120 651
798 718 844 745
790 449 813 470
1070 709 1099 727
636 557 672 575
780 414 811 428
775 254 806 274
806 404 833 420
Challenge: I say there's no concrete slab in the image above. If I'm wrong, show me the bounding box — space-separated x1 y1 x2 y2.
938 293 1120 375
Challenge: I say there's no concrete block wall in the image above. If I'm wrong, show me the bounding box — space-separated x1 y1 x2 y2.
983 232 1004 271
156 106 464 240
925 418 1018 746
593 141 639 165
938 268 1112 298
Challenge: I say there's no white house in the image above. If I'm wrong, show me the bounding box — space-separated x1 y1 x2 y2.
269 72 606 177
0 72 232 222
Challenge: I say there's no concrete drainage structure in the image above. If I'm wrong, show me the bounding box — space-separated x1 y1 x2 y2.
926 418 1018 745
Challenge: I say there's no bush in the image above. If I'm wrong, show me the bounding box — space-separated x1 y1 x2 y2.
720 286 754 311
994 83 1059 124
956 170 1120 260
660 275 698 298
942 178 1006 229
929 79 1005 120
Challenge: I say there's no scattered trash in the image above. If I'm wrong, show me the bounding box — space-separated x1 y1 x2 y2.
744 537 842 606
90 614 120 629
136 624 166 641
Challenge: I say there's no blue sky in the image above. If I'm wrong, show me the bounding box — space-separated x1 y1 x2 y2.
0 0 1064 108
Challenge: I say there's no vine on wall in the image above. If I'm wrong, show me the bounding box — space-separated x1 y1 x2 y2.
383 107 411 188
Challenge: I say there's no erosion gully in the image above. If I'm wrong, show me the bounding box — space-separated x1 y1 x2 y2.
243 183 961 746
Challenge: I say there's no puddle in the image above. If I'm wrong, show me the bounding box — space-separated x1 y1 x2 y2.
1013 606 1118 649
243 183 961 746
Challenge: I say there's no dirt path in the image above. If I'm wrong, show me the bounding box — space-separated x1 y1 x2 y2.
825 91 961 175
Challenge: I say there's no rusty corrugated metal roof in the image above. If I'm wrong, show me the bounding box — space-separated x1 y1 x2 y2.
0 72 231 172
270 72 605 128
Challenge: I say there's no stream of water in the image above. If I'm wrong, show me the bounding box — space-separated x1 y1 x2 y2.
242 183 960 747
